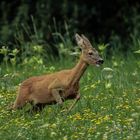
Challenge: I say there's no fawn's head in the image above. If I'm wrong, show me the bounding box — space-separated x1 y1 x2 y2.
75 33 104 66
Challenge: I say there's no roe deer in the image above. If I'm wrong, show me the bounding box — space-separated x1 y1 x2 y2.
12 33 104 112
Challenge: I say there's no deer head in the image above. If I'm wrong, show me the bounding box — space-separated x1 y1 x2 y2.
75 33 104 67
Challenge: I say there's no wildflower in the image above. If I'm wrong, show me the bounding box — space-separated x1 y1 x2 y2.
73 135 78 139
88 127 96 133
51 132 57 137
40 123 49 128
49 66 55 71
90 84 96 89
74 113 82 120
134 50 140 53
131 113 139 119
34 113 40 118
105 82 112 89
33 45 43 53
102 133 108 140
63 136 68 140
51 123 57 128
98 43 109 53
95 119 101 125
102 67 114 79
113 61 118 67
103 115 110 121
102 67 114 72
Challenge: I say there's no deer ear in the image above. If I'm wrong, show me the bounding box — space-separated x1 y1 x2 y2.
81 34 93 48
81 34 90 44
75 33 85 49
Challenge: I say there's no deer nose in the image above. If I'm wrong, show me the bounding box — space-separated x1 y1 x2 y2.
98 59 104 64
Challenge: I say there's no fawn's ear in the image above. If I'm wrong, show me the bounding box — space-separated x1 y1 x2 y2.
75 33 83 45
81 34 92 46
75 33 86 49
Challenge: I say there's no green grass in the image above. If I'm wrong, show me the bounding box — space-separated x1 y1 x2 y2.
0 52 140 140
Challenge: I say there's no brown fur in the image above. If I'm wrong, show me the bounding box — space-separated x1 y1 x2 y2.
12 34 103 111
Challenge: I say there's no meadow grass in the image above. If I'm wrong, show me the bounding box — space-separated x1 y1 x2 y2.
0 50 140 140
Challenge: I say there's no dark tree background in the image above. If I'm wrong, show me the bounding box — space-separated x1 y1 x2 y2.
0 0 140 51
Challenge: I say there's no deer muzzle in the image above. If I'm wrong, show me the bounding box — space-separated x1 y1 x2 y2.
96 59 104 66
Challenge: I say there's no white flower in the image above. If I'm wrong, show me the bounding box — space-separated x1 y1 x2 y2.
102 67 114 72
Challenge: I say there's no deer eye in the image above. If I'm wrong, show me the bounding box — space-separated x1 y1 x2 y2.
88 52 93 55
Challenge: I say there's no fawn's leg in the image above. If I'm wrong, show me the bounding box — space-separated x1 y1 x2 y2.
67 93 80 112
48 79 65 105
29 103 46 113
12 87 29 110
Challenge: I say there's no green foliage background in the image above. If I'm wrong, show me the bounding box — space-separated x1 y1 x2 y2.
0 0 140 56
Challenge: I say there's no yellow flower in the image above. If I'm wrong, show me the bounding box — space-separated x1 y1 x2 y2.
96 119 101 125
63 136 68 140
103 115 110 121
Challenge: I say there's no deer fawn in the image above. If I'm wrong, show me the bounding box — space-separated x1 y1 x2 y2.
12 33 104 112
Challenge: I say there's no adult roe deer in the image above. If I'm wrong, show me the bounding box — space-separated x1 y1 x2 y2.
12 33 104 112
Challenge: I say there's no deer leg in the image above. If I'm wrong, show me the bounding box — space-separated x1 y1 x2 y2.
29 103 46 113
12 87 29 110
67 93 80 112
48 79 65 105
51 89 63 105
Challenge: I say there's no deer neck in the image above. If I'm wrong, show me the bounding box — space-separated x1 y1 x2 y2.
68 56 88 86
